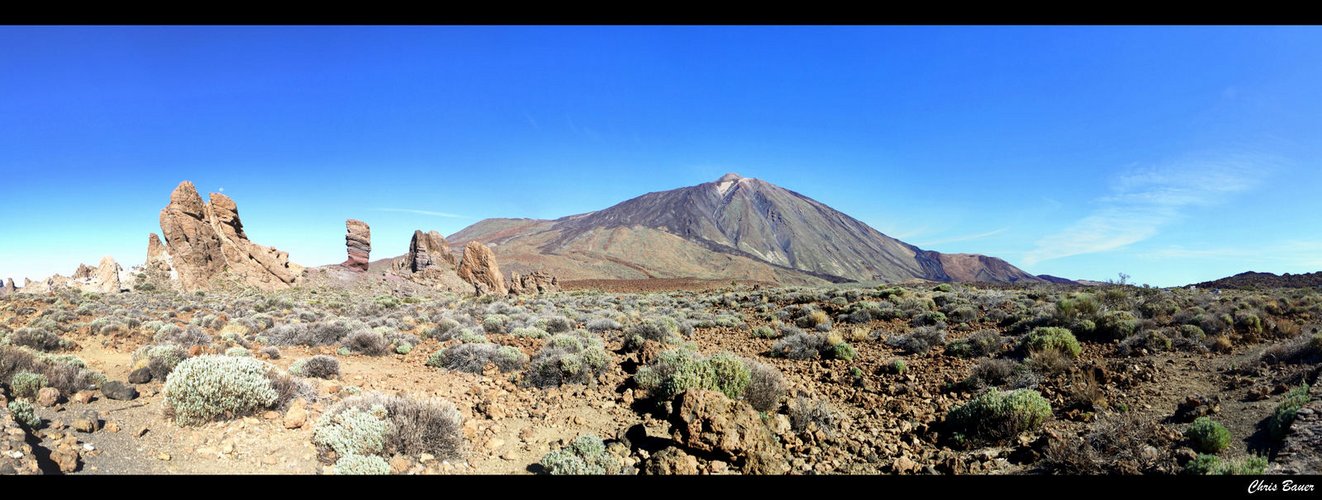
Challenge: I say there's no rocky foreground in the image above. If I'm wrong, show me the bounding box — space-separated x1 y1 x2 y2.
0 280 1319 475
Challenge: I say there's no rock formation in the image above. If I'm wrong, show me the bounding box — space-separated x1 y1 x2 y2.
457 241 506 296
1 278 14 295
158 181 303 291
507 270 559 295
668 390 789 474
146 233 173 274
397 230 454 273
92 256 122 293
72 264 95 280
342 219 371 272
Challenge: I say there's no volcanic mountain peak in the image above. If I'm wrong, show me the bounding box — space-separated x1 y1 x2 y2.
450 174 1045 285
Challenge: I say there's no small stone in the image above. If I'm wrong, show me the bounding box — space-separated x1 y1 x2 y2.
389 455 412 474
82 443 95 452
158 453 172 461
284 399 307 429
263 411 280 420
105 421 121 433
36 387 61 407
72 411 102 433
136 427 150 438
488 438 505 450
71 391 94 404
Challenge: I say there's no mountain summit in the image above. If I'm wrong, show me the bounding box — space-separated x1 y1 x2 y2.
450 174 1042 285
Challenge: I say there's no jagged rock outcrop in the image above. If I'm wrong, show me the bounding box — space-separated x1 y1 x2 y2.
342 219 371 272
397 230 454 273
1 278 14 295
457 241 506 296
146 233 173 274
72 264 95 280
158 181 303 291
92 256 122 293
507 270 559 295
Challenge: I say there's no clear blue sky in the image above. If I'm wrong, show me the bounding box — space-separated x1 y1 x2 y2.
3 26 1320 287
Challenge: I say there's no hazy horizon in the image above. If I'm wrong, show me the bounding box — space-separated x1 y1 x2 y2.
4 26 1322 287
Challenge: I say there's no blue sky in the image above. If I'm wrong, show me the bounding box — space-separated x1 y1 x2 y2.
2 26 1320 287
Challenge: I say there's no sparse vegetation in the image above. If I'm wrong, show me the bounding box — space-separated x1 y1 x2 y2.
538 434 627 475
1184 417 1231 454
947 388 1052 443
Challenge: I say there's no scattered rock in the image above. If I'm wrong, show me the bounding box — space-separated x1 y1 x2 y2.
158 452 172 461
342 219 371 272
642 446 700 475
283 399 307 429
71 391 94 404
36 387 61 407
457 241 507 296
128 367 153 384
105 421 121 433
49 434 81 473
71 411 102 433
100 381 138 401
389 455 413 474
668 390 789 475
1172 394 1220 423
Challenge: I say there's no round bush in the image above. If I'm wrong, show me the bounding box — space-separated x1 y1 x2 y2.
948 388 1052 442
1022 327 1081 358
163 355 281 426
1185 416 1231 454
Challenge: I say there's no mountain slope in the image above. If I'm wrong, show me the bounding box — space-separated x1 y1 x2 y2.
450 173 1043 284
1192 271 1322 289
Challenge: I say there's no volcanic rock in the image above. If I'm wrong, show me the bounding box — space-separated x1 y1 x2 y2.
72 264 95 280
158 181 303 291
0 279 13 295
668 390 789 475
342 219 371 272
146 232 173 274
1270 401 1322 474
457 241 506 296
507 271 559 295
398 230 454 273
100 381 138 401
93 256 121 293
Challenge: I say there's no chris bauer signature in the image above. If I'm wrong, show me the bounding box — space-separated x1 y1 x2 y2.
1248 479 1316 494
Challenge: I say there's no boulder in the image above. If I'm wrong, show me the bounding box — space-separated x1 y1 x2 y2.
668 390 788 475
158 181 303 291
283 398 307 429
35 387 61 407
100 381 138 401
457 241 506 296
342 219 371 272
71 410 101 433
128 367 153 384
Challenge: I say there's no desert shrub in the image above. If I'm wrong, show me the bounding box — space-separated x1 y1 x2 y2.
886 326 947 355
882 358 907 375
771 332 827 359
635 349 750 402
743 360 786 412
424 318 462 339
340 327 390 356
7 400 39 429
482 314 510 334
225 347 250 357
526 332 611 388
1043 412 1178 474
260 347 280 359
163 355 284 426
291 355 341 379
426 343 527 374
540 316 573 334
1095 311 1139 340
585 318 621 332
395 344 413 355
1268 383 1311 440
315 392 464 460
10 371 47 399
1022 327 1081 358
829 341 857 361
625 316 683 348
538 434 627 475
751 325 778 339
334 453 391 475
947 306 977 324
946 330 1002 358
512 326 548 339
314 404 389 457
6 327 66 352
1117 330 1173 356
1184 417 1231 454
789 394 842 438
267 320 354 346
911 311 947 327
1234 312 1264 337
1185 454 1268 475
947 388 1052 443
0 345 101 395
132 344 188 380
154 325 212 347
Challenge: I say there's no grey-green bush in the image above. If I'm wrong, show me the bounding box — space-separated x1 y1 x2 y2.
947 388 1052 442
538 434 628 475
163 355 283 426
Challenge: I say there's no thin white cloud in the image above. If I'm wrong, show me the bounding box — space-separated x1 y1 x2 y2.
1141 241 1322 269
915 227 1009 247
371 208 467 218
1023 153 1276 266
